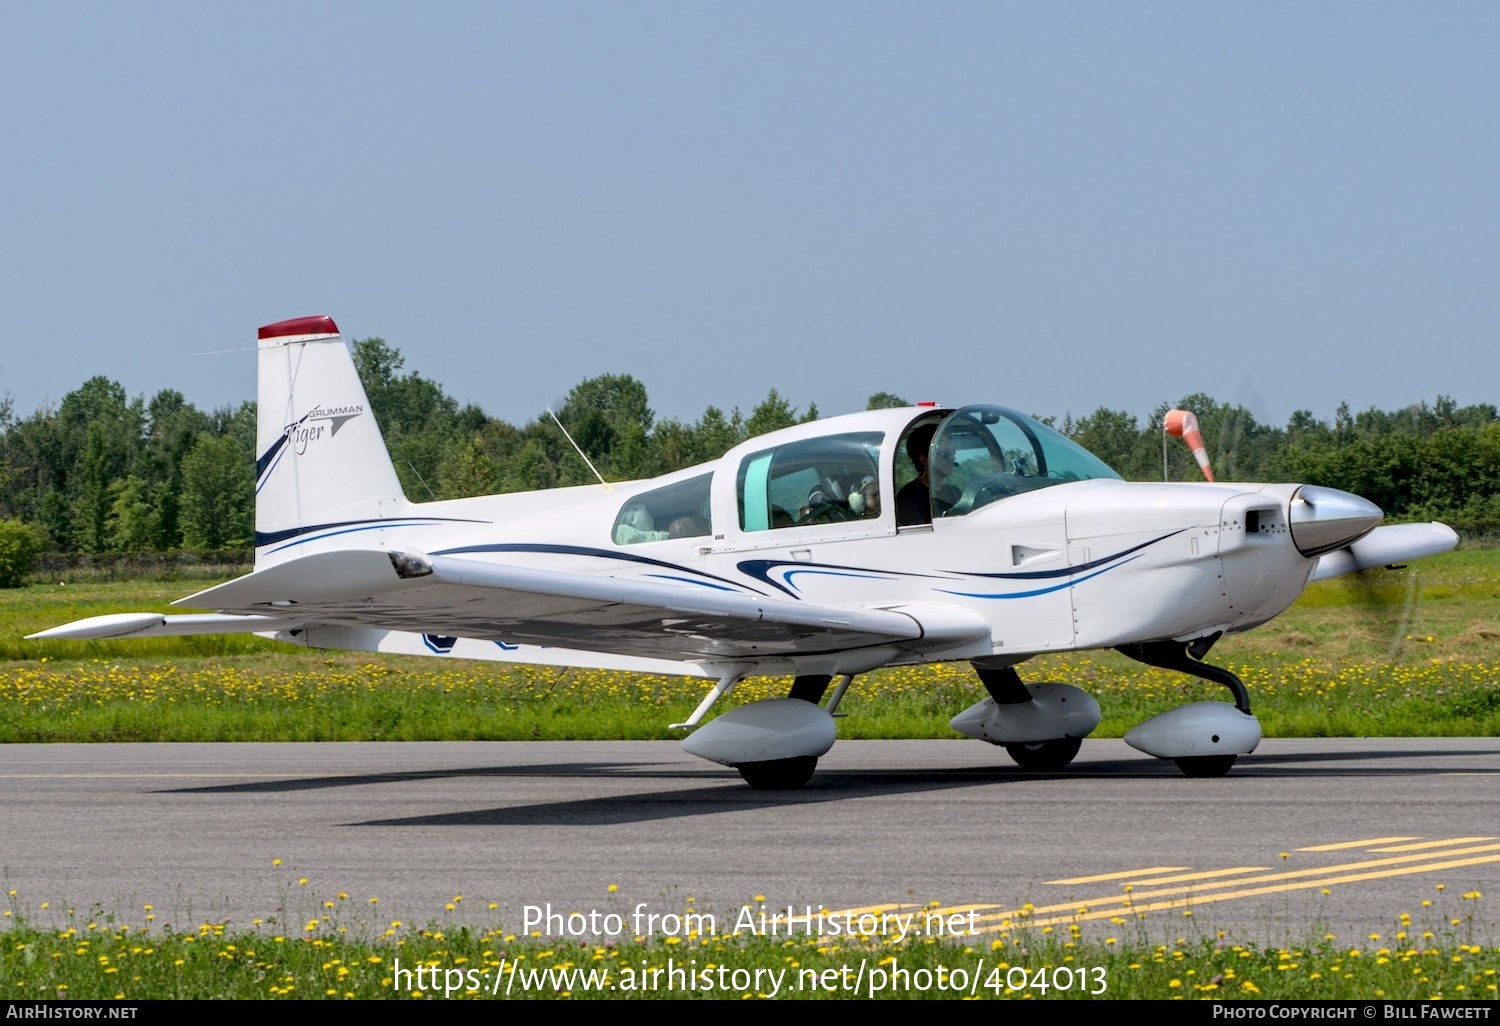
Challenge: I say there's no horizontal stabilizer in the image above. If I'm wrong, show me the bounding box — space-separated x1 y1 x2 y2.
1309 522 1460 582
27 612 290 641
177 549 408 608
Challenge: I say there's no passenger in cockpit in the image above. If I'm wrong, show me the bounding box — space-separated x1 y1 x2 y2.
849 474 880 518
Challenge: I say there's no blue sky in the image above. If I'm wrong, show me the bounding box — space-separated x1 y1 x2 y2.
3 2 1496 433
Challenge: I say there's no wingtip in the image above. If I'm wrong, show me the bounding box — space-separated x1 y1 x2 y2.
26 612 167 640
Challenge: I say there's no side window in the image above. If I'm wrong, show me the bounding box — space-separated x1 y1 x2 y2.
612 474 713 545
736 432 884 531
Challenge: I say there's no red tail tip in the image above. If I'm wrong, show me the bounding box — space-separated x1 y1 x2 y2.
258 315 340 340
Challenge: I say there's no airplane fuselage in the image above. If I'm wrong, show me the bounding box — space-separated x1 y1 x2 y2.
253 403 1331 679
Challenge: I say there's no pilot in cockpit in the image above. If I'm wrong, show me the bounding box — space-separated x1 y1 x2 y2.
896 423 957 526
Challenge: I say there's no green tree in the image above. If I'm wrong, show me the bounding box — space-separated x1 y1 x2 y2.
560 374 654 439
137 389 213 549
352 337 458 439
552 374 657 481
104 475 162 551
503 433 563 492
68 420 114 552
690 406 743 463
650 419 700 473
179 434 253 548
1068 408 1142 477
0 519 45 588
745 389 800 438
866 391 910 410
424 418 526 497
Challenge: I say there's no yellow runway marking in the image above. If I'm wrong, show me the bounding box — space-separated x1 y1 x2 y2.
1298 837 1421 851
840 836 1500 932
1368 837 1497 852
1109 867 1268 887
1046 867 1188 885
992 853 1500 932
963 843 1500 931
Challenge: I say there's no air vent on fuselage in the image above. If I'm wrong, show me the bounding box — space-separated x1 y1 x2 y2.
1244 507 1282 535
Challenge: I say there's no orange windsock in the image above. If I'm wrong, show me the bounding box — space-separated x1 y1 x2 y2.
1164 409 1214 482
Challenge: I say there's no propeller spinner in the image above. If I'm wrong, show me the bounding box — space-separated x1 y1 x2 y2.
1289 484 1383 557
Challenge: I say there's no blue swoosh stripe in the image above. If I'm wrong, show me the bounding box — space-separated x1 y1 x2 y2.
643 574 743 592
936 555 1144 599
433 542 766 596
738 558 950 598
945 531 1182 580
739 533 1176 598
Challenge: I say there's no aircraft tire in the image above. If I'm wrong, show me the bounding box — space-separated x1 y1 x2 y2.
1173 755 1237 777
736 756 818 790
1002 737 1082 770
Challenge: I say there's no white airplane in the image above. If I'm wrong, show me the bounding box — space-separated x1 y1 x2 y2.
30 316 1460 788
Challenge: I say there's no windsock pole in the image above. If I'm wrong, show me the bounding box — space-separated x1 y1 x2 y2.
1164 409 1214 482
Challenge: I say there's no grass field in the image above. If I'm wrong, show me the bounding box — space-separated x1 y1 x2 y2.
1 549 1496 1000
1 549 1497 743
2 892 1496 1000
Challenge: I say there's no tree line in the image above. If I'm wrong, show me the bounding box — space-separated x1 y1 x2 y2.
1 336 1497 563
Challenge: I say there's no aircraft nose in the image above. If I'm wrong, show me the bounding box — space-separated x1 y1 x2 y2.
1288 485 1383 557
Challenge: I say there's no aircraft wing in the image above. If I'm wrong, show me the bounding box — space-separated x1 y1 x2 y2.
1309 522 1460 582
28 549 991 663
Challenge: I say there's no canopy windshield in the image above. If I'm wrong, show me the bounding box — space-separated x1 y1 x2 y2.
929 405 1123 518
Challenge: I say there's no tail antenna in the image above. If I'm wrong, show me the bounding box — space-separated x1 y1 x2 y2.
546 407 613 491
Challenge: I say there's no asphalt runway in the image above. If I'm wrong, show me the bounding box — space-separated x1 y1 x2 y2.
1 738 1497 948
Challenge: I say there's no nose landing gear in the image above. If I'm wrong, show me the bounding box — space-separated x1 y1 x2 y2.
1116 636 1262 777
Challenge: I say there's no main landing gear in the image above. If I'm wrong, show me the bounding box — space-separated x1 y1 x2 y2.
678 672 848 790
949 662 1101 770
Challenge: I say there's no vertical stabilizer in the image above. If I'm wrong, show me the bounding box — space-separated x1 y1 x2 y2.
254 316 409 567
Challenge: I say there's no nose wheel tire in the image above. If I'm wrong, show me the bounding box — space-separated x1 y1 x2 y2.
1173 755 1237 777
1003 737 1082 770
736 756 818 790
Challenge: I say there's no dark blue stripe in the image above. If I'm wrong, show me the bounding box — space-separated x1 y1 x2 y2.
936 556 1144 599
943 531 1183 580
737 559 953 598
255 432 288 482
432 542 767 596
738 533 1181 598
255 517 489 549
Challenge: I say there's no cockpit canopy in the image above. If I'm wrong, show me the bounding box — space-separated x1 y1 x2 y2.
610 403 1125 544
928 405 1122 518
